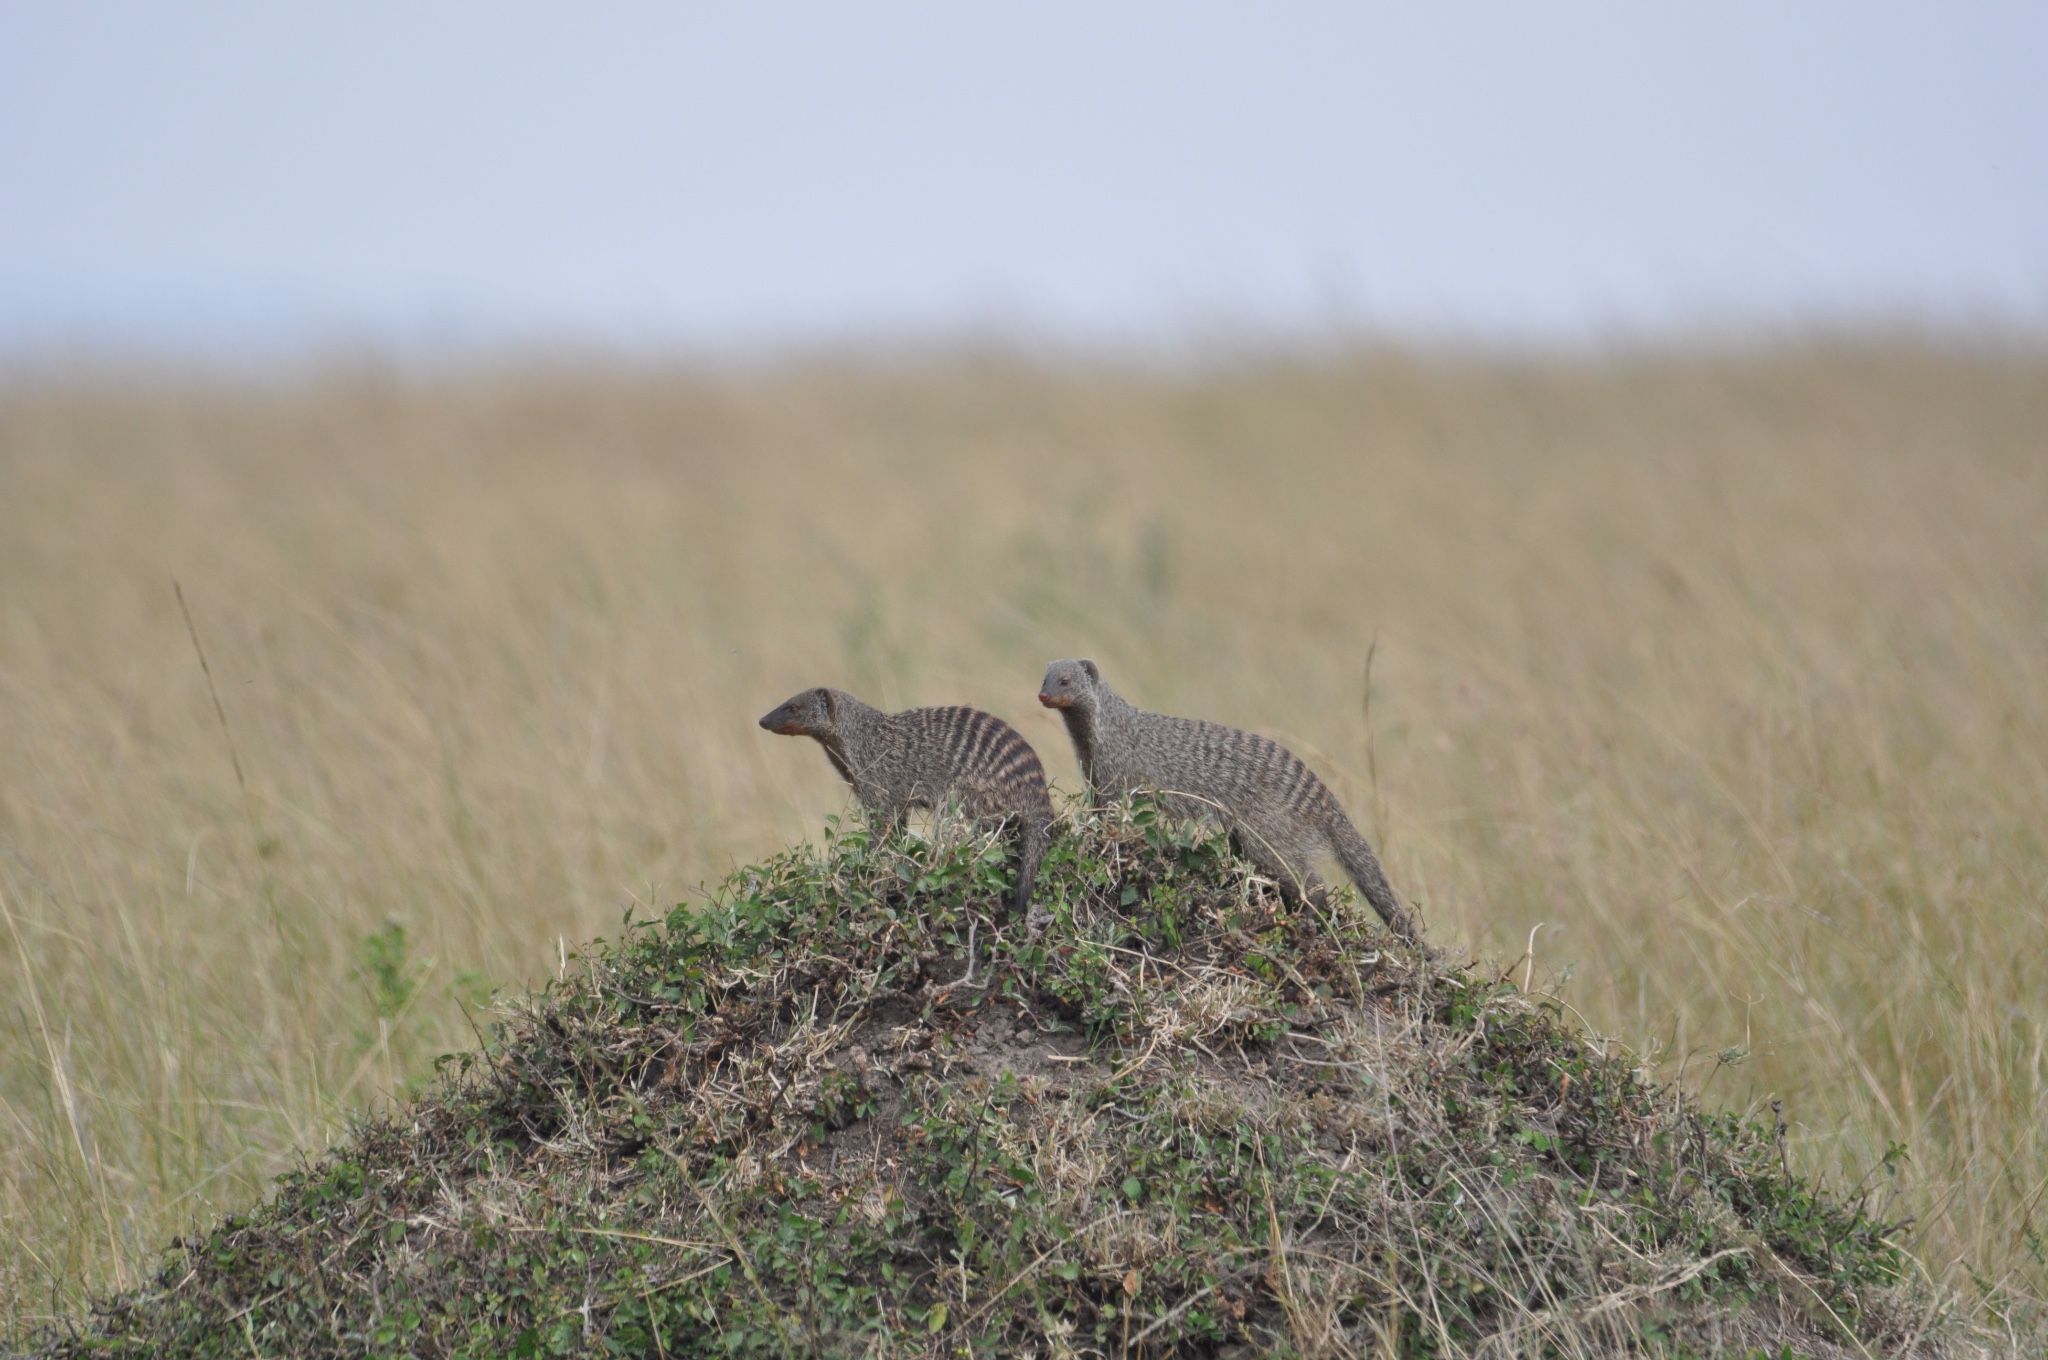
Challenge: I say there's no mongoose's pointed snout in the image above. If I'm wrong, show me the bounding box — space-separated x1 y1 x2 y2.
759 710 797 734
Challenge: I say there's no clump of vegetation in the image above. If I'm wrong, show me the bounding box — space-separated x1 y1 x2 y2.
29 803 1946 1358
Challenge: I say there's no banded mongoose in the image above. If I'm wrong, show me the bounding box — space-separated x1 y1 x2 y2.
1037 659 1417 940
759 687 1054 921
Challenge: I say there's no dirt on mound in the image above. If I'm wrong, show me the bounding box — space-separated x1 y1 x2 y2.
27 803 1945 1358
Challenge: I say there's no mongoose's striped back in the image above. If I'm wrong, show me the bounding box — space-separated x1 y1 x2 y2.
1039 659 1416 939
885 705 1051 821
760 688 1053 919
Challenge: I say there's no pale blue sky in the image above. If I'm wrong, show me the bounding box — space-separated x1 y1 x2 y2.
3 2 2044 355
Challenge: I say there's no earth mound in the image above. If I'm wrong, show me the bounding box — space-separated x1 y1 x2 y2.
33 803 1938 1358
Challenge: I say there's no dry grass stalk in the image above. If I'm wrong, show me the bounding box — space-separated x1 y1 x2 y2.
0 342 2042 1345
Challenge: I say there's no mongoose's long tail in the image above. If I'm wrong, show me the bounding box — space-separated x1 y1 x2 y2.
1014 816 1051 922
1328 815 1418 941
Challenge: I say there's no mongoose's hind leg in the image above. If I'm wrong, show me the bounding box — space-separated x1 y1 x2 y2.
1016 817 1051 933
1283 871 1336 913
1231 825 1323 908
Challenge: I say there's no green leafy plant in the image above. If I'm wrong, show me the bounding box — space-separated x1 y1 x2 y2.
29 800 1932 1358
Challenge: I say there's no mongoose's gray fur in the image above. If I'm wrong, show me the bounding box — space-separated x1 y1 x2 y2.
1038 659 1417 940
760 688 1053 920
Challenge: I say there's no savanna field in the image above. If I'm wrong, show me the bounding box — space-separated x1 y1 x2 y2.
1 342 2044 1348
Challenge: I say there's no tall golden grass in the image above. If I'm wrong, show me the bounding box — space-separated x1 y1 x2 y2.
1 342 2043 1339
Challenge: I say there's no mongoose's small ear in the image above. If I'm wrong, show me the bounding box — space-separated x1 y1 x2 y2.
817 687 837 720
1081 659 1100 682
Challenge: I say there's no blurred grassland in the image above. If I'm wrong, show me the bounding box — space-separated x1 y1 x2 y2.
1 342 2044 1337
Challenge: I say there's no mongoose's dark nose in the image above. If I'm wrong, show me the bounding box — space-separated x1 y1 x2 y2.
758 713 778 731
